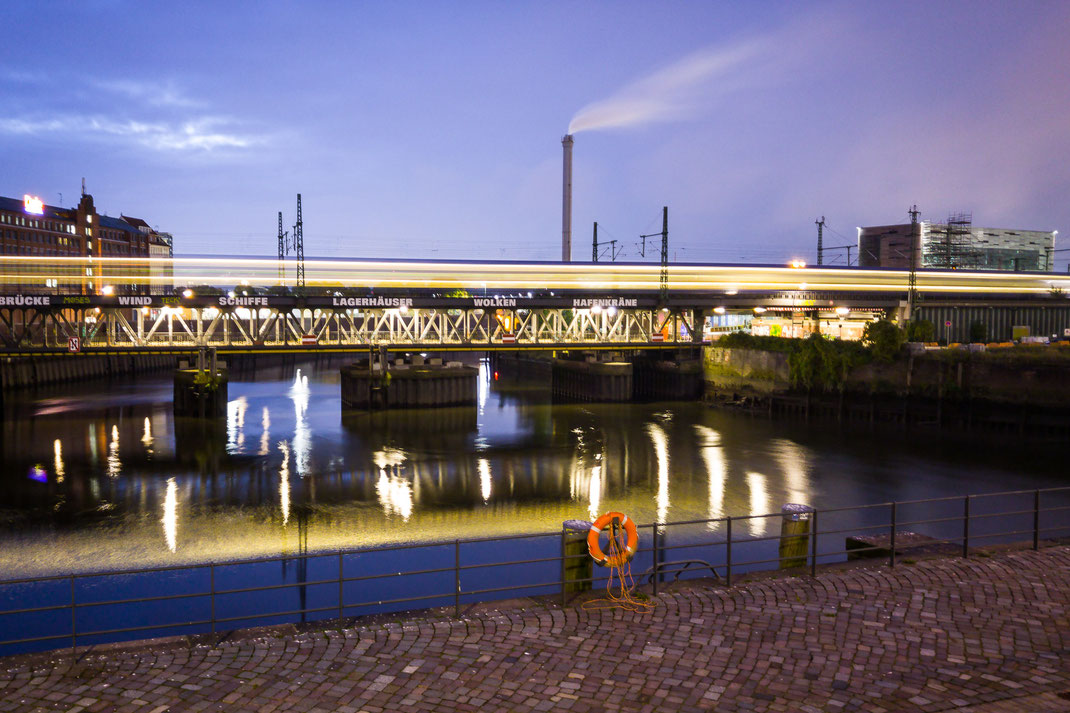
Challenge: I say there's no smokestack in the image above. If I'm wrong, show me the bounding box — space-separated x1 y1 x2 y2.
562 134 573 262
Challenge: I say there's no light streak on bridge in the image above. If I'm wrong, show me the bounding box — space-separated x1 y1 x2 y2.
1 256 1067 352
0 256 1068 295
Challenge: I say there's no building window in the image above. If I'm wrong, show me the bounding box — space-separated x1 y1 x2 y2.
86 228 92 236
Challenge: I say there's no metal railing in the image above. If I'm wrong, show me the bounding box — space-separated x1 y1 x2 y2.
1 486 1068 657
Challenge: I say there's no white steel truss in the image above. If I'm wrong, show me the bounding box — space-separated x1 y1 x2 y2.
0 307 698 350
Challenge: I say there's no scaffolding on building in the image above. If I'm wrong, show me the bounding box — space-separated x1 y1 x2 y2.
924 212 981 270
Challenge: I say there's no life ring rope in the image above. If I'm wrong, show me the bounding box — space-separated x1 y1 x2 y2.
582 511 656 613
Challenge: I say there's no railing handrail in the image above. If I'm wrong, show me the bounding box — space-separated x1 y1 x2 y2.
0 484 1067 656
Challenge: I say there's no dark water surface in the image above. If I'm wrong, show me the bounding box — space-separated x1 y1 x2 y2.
1 357 1065 579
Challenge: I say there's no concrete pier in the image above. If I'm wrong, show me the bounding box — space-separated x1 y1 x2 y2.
551 358 633 402
632 356 704 401
494 350 705 403
341 357 478 409
173 368 229 417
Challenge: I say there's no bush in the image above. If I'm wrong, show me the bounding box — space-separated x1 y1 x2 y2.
788 333 858 391
862 319 905 361
718 331 797 353
905 319 934 343
969 321 987 343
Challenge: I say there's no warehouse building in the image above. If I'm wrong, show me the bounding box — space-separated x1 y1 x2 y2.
0 190 172 293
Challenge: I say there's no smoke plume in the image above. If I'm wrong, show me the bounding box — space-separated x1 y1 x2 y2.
563 9 844 136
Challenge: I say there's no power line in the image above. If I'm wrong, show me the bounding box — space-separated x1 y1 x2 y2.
294 194 305 288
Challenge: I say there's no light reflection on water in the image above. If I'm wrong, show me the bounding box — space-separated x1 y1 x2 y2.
278 440 291 527
746 471 769 537
53 439 65 484
0 356 1066 577
259 407 271 456
162 478 177 553
290 369 311 476
107 425 121 479
646 422 670 525
694 425 725 527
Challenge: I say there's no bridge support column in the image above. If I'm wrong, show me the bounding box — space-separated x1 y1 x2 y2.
173 347 228 418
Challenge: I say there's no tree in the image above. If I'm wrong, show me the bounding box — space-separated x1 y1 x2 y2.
905 319 935 343
862 319 905 362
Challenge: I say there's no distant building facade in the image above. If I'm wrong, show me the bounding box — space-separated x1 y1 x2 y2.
149 233 174 295
0 191 173 293
858 221 1056 272
124 214 174 295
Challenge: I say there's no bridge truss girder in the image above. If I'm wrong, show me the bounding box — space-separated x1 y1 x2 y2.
0 306 699 351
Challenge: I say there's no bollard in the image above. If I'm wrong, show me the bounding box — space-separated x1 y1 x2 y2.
561 520 593 601
779 503 814 569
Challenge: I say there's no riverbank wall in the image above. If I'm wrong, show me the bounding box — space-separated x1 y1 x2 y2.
0 351 358 391
703 345 1070 435
0 353 176 390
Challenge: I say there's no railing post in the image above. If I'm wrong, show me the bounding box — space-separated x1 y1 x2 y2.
210 563 216 635
963 495 970 558
338 552 344 622
1033 489 1040 550
725 517 733 586
454 540 461 617
651 525 659 597
889 502 897 568
560 526 567 608
810 509 818 578
70 575 76 653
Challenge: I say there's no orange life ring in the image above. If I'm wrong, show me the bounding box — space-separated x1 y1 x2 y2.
587 511 638 567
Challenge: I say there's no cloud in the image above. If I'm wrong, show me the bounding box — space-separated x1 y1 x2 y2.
0 114 257 152
93 79 203 108
0 72 264 154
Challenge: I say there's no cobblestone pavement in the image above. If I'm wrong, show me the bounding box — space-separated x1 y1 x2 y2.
2 547 1069 713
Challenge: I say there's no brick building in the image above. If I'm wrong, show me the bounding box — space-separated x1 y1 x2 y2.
0 191 171 293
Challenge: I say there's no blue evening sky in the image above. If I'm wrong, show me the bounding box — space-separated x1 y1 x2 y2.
1 1 1068 268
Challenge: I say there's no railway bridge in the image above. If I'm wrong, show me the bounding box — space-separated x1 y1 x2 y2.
1 257 1068 353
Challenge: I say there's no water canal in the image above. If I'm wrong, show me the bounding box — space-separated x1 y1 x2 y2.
2 356 1065 579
